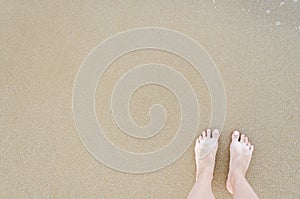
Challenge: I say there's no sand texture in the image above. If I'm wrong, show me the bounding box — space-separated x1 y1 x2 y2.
1 1 299 198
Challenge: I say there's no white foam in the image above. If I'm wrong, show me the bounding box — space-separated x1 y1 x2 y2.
276 21 281 26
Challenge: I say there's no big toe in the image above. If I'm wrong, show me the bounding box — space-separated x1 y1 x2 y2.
212 129 220 139
232 130 240 141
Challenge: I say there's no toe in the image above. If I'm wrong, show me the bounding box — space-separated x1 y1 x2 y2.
240 134 245 143
206 129 212 138
212 129 220 139
198 134 203 141
247 142 251 149
232 131 240 141
250 144 254 152
245 137 249 144
202 131 207 138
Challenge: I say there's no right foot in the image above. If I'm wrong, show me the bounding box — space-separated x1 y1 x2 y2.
226 130 254 194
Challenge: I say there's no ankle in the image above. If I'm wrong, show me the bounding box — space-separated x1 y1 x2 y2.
229 170 245 183
197 170 214 182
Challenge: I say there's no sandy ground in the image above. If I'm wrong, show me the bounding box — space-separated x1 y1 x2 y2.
1 1 299 198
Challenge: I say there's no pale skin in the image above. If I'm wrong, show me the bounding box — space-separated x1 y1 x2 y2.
188 129 259 199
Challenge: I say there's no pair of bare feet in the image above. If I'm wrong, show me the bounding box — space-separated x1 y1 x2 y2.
188 129 258 199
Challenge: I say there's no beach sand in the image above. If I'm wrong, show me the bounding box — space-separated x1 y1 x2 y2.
0 1 299 198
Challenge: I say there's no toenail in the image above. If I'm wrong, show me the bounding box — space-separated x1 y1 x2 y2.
234 131 239 135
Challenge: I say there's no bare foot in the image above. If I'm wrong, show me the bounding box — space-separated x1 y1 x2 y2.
195 129 220 181
226 130 254 194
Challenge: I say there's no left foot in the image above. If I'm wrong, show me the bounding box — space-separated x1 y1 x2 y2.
195 129 220 181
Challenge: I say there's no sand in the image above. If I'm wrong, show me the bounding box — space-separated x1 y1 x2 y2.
0 0 299 198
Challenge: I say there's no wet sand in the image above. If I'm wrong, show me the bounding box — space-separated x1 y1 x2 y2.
0 1 299 198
